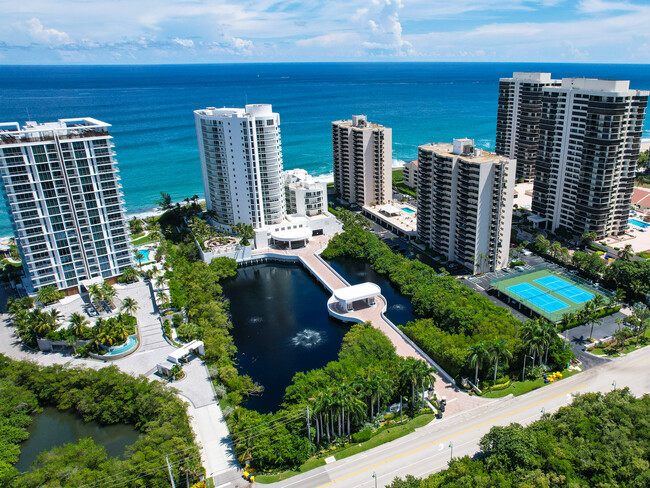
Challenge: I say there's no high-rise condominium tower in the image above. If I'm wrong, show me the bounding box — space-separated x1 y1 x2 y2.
194 104 285 229
0 118 133 293
531 78 648 238
332 115 392 207
495 72 560 182
417 139 515 273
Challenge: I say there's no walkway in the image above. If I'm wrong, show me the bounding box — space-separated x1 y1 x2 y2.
252 236 490 417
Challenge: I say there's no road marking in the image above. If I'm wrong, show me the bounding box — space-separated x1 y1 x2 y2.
316 383 588 487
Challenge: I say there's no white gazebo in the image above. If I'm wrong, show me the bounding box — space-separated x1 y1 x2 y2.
269 227 312 248
332 283 382 312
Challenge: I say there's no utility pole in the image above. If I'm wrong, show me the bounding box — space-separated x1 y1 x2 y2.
166 456 177 488
306 406 312 454
400 396 403 424
449 441 453 461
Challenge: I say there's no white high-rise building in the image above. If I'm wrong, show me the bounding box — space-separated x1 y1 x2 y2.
495 72 560 182
417 139 516 273
0 118 133 293
531 78 648 238
194 104 285 229
332 115 392 207
284 169 327 217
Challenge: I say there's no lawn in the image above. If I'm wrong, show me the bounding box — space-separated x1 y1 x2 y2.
392 168 417 198
480 369 581 399
591 329 650 357
131 233 157 246
255 414 434 484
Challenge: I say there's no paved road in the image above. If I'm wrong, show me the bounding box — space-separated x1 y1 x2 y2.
265 345 650 488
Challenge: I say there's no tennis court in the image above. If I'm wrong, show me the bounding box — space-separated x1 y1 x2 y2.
534 276 594 304
490 266 607 322
506 283 570 313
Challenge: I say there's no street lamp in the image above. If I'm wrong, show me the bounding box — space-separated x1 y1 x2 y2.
449 441 453 460
372 471 378 488
541 407 546 415
612 380 617 390
522 355 535 382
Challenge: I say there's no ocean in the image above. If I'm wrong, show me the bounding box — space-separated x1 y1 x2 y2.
1 62 650 236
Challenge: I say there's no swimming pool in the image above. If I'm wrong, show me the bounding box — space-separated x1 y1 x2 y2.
104 336 138 356
402 207 416 214
629 218 650 229
136 249 150 262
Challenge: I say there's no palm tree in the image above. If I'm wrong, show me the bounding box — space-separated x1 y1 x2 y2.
520 319 543 366
155 275 166 290
48 308 63 330
30 309 51 338
414 361 436 406
68 312 89 338
488 339 512 384
121 297 140 317
539 320 557 364
590 294 607 312
87 283 103 307
618 244 633 261
156 290 168 305
612 327 630 351
550 241 562 259
467 341 489 385
134 250 144 271
100 282 117 308
66 335 78 354
121 266 138 283
587 309 603 341
400 358 420 407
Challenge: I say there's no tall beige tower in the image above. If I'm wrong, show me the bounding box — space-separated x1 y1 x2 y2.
332 115 392 207
417 139 516 273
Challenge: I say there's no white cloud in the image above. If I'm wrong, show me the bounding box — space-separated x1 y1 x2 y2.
24 18 70 45
172 38 194 48
362 0 413 55
296 32 360 47
206 36 254 56
578 0 638 13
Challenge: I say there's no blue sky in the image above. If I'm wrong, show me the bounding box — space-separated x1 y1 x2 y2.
1 0 649 64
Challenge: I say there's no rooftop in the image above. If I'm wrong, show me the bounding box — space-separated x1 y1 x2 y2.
333 282 381 304
0 118 111 145
419 142 509 164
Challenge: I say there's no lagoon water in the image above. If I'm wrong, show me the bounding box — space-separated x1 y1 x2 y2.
16 407 140 472
223 263 348 413
1 62 650 235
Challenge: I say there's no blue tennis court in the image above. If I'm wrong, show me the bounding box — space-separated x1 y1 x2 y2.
534 276 594 304
506 283 570 313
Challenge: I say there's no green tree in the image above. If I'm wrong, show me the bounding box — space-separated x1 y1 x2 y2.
233 222 255 247
581 231 598 245
155 191 173 210
488 339 512 384
467 341 489 386
618 244 634 261
120 296 139 317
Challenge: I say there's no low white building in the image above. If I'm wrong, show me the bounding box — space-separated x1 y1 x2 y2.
284 169 327 217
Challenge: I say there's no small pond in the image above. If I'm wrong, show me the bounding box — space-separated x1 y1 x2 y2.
16 407 140 472
223 263 348 413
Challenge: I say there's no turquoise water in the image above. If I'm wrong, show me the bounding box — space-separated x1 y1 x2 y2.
105 336 137 356
402 207 415 214
136 249 150 262
1 63 649 236
629 218 649 229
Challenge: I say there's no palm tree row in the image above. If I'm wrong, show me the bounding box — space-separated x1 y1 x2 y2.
308 358 436 445
87 281 118 310
466 338 513 386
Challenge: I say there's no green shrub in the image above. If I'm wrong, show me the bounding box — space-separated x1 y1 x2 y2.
352 429 373 443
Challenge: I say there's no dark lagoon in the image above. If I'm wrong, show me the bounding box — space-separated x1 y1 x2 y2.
16 407 140 472
328 257 417 327
223 263 348 413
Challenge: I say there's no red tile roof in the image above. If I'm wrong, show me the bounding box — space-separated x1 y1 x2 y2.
633 188 650 207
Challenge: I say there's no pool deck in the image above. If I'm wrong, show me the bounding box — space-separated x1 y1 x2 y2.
252 236 491 417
